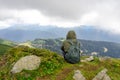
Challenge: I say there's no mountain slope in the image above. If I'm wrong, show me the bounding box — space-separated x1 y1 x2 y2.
0 38 16 55
0 46 120 80
31 38 120 58
0 44 12 55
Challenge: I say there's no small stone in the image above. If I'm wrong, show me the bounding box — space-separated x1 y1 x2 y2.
92 68 111 80
85 56 94 62
73 70 86 80
81 56 94 62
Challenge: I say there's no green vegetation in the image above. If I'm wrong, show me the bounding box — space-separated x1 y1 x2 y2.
0 44 12 55
0 46 64 80
0 46 120 80
0 38 16 46
64 57 120 80
0 38 16 55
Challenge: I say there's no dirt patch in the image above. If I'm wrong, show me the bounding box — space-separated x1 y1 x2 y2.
55 65 79 80
0 56 7 67
36 76 51 80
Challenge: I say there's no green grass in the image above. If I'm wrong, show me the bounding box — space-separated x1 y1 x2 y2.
0 46 65 80
0 44 12 55
0 46 120 80
0 38 16 55
0 38 16 46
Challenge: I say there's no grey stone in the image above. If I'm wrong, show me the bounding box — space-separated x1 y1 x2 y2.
81 56 94 62
11 55 41 73
92 68 111 80
103 74 111 80
86 56 94 61
73 70 86 80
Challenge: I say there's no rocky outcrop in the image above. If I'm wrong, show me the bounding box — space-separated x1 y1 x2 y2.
73 70 86 80
92 68 111 80
11 55 41 73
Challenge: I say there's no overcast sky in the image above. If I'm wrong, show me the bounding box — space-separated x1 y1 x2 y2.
0 0 120 34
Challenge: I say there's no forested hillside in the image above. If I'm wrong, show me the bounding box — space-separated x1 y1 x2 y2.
31 38 120 58
0 38 120 58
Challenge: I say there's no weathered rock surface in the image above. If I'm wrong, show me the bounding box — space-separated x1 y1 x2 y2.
73 70 86 80
11 55 41 73
92 68 111 80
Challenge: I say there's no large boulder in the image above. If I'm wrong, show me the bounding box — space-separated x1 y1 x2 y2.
11 55 41 73
73 70 86 80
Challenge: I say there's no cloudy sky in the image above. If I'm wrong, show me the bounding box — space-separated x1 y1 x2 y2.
0 0 120 34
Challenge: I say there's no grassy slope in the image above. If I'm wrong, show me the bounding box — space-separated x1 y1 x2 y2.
0 39 16 55
0 46 120 80
0 44 12 55
0 38 16 46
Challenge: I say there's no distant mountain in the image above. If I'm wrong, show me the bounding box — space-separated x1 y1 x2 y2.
31 38 120 58
0 37 118 58
0 25 120 43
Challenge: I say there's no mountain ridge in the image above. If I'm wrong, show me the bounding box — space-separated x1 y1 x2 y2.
31 38 120 58
0 37 120 58
0 25 120 43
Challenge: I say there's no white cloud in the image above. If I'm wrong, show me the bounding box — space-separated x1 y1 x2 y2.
0 9 50 29
80 11 99 25
0 0 120 34
0 9 82 28
0 21 10 29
